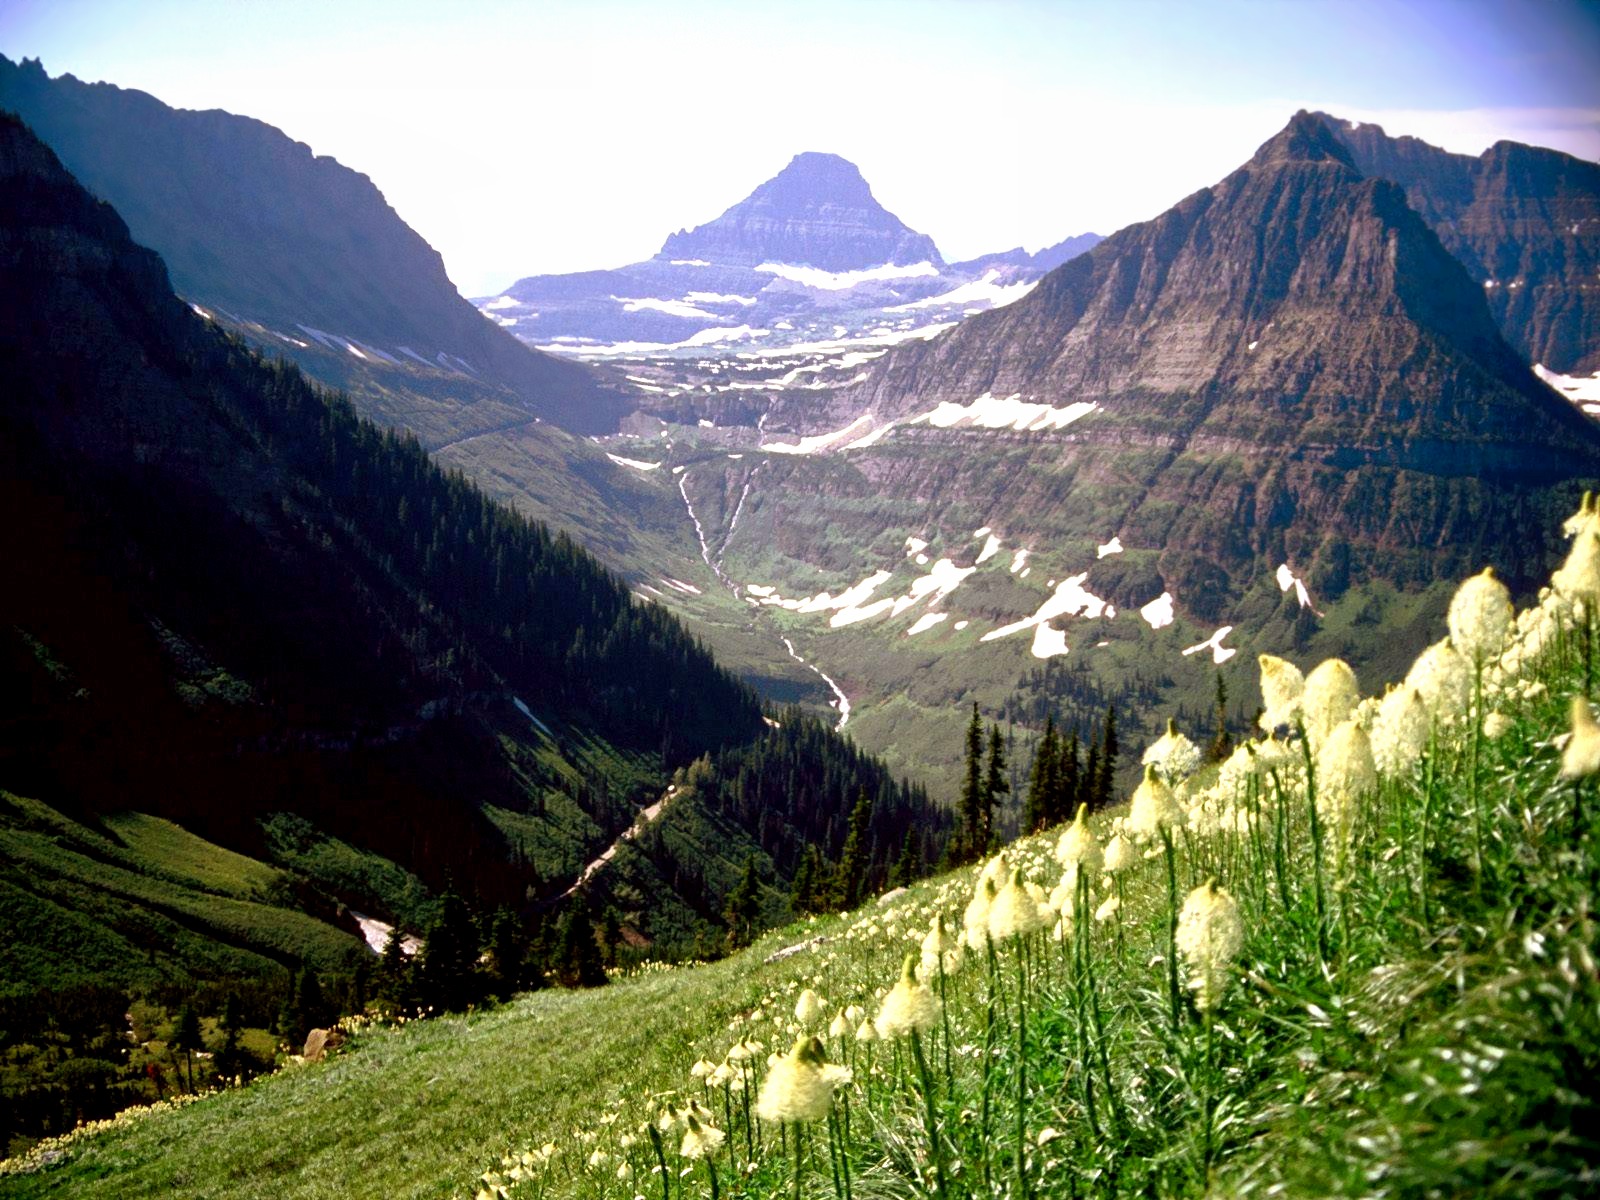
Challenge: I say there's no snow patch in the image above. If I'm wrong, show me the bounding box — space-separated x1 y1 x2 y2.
1535 363 1600 406
1140 593 1175 629
1097 536 1124 558
350 911 421 957
954 620 970 631
763 414 874 455
904 537 929 557
755 260 940 291
615 296 719 319
1031 623 1070 659
886 269 1039 312
1010 548 1030 573
982 573 1111 642
685 291 757 306
607 453 662 471
976 533 1003 564
907 612 949 636
914 392 1098 433
1275 564 1314 610
660 578 702 595
1182 626 1237 664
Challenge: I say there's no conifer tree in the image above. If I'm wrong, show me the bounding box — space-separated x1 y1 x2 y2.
790 844 823 916
723 856 763 949
171 1004 202 1093
958 702 984 860
890 828 922 886
835 789 874 909
555 892 608 988
1058 727 1082 824
1082 735 1100 819
982 724 1008 851
419 890 482 1011
1208 671 1232 762
375 927 414 1012
487 907 527 999
1093 705 1119 809
1024 716 1058 833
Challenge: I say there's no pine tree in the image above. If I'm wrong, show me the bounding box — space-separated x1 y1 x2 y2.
890 829 922 886
1082 735 1100 819
1208 671 1232 762
375 927 414 1012
1024 716 1058 833
419 890 481 1012
791 844 823 916
487 907 527 999
835 789 875 909
1093 705 1119 809
723 856 763 949
982 724 1008 851
170 1004 203 1093
958 703 984 861
1058 727 1082 824
555 892 608 988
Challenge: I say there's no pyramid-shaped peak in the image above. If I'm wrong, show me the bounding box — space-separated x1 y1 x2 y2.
658 151 942 270
1251 110 1358 170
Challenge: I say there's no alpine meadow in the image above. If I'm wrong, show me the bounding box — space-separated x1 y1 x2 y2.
1 3 1598 1198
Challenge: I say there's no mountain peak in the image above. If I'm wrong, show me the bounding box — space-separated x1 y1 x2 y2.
657 152 942 271
1251 110 1358 170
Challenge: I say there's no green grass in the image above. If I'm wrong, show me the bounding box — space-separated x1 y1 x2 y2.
102 813 282 900
6 546 1597 1197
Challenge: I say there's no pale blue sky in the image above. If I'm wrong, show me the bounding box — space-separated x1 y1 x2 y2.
3 0 1597 295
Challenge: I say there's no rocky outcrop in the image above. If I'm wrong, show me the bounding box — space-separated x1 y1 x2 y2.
659 151 942 270
1321 113 1600 374
0 53 625 433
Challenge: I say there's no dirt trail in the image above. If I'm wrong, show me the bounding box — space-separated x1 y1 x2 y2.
563 784 678 896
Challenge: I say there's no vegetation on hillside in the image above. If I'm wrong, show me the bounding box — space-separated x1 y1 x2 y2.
6 503 1598 1196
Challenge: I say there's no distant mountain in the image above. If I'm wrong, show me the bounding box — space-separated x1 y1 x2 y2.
660 151 942 270
1317 112 1600 374
0 53 628 434
488 153 1099 354
0 111 944 978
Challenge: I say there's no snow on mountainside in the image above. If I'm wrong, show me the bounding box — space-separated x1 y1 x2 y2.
478 151 1100 355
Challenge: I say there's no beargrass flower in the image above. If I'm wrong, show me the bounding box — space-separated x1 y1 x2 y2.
962 876 998 949
828 1012 850 1038
874 954 940 1039
679 1111 725 1159
1316 719 1377 841
1103 830 1135 873
1554 528 1600 603
1448 567 1514 665
989 869 1051 941
1175 879 1245 1011
1561 697 1600 779
1095 895 1121 922
755 1036 845 1123
1127 763 1184 842
1054 802 1103 872
1406 637 1471 722
1371 686 1429 776
1258 654 1305 731
1142 717 1203 782
1303 658 1359 745
794 989 825 1024
1482 711 1514 740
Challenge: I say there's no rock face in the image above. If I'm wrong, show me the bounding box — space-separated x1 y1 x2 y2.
0 53 623 433
760 111 1600 602
1320 113 1600 374
659 151 942 270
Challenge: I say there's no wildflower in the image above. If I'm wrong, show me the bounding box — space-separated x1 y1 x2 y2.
1482 711 1514 741
1126 763 1184 842
794 989 825 1024
1142 717 1203 782
587 1149 608 1169
755 1036 844 1123
844 1004 866 1025
1371 686 1429 776
617 1161 634 1181
1054 802 1103 873
679 1111 725 1159
828 1012 850 1038
1553 528 1600 602
1562 490 1598 539
1561 697 1600 779
874 954 940 1039
989 869 1051 940
855 1020 877 1043
1302 658 1359 744
1448 567 1514 665
1406 637 1471 722
1258 654 1305 731
920 915 963 978
689 1059 716 1079
1217 741 1263 794
1103 829 1135 873
1316 719 1377 841
1094 895 1121 922
962 876 998 949
1174 879 1245 1011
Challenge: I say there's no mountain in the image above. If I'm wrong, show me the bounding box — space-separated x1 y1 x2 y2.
0 108 945 997
577 111 1600 796
950 232 1107 275
660 151 943 270
1316 111 1600 375
487 153 1099 354
0 53 628 435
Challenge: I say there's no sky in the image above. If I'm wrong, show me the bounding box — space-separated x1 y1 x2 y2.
3 0 1598 297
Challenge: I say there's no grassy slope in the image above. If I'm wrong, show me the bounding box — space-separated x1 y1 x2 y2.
6 538 1597 1198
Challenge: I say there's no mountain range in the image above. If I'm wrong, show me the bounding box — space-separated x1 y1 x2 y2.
482 150 1103 353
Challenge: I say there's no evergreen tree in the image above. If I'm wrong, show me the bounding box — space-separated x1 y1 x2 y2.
1024 716 1057 833
555 892 608 988
170 1004 202 1093
1093 705 1119 809
791 843 824 916
599 906 623 968
958 703 984 861
1082 735 1100 820
216 992 243 1079
487 906 527 999
1208 671 1232 762
723 856 763 949
1059 728 1082 823
890 829 922 886
983 724 1009 851
374 927 414 1012
835 789 875 909
418 890 482 1012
